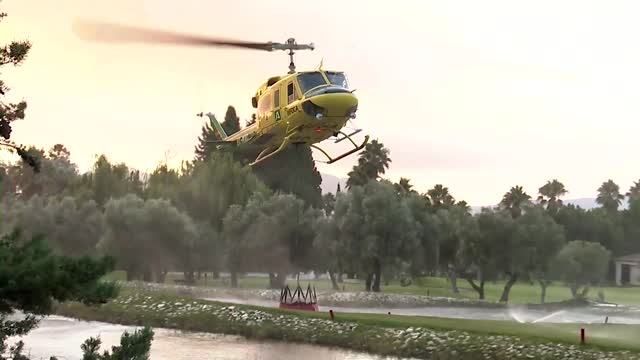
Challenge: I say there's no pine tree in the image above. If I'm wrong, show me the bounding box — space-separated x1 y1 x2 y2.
0 229 153 360
223 105 241 135
194 106 242 162
0 5 39 171
194 114 221 161
252 145 323 208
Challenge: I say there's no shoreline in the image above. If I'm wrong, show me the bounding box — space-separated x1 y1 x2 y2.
53 289 640 360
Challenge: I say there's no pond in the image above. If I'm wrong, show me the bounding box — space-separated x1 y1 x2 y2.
9 315 413 360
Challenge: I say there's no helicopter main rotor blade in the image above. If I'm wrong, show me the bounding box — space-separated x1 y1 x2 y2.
72 20 276 51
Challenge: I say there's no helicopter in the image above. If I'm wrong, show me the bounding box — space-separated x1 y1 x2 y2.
72 21 369 167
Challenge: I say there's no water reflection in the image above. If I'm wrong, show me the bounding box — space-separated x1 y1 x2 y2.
10 316 410 360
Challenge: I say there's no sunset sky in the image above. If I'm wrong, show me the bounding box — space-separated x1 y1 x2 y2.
2 0 639 205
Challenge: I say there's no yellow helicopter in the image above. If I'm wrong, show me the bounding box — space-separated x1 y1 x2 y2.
72 21 369 167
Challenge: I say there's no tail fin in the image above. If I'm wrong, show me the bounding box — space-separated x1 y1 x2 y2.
197 112 228 139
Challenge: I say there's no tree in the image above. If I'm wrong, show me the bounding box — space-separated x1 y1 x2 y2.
0 6 153 358
223 105 241 135
312 214 342 290
4 145 78 199
99 194 197 283
432 205 472 293
76 327 154 360
346 139 391 189
234 193 321 288
553 240 610 298
394 177 416 195
47 143 70 160
0 6 39 172
596 179 625 213
463 209 512 300
427 184 456 210
0 196 105 257
252 145 322 208
623 196 640 256
500 185 531 218
0 228 152 360
554 205 624 258
514 207 566 303
405 192 438 278
178 152 269 229
456 200 471 214
194 106 241 161
627 180 640 202
78 155 144 207
178 153 269 284
144 161 181 201
537 179 568 214
194 114 221 161
334 181 418 291
245 113 257 127
321 192 336 215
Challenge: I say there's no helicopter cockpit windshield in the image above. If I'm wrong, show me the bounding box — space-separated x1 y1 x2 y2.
325 71 349 89
297 72 328 94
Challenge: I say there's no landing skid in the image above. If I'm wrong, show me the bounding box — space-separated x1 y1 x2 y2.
311 131 369 164
248 131 368 167
249 135 292 167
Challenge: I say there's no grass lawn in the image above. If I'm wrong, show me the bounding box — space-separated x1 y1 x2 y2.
56 286 640 359
104 270 640 306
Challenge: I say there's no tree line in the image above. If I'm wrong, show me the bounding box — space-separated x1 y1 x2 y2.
2 1 640 308
2 124 639 305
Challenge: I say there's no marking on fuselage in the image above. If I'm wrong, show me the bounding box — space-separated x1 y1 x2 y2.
286 105 300 116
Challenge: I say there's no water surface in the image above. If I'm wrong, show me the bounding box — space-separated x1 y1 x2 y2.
11 316 409 360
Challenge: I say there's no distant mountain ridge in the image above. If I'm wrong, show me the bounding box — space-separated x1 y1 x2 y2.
470 198 629 214
320 173 346 194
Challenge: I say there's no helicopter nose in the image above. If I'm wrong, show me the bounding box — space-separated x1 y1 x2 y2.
308 93 358 117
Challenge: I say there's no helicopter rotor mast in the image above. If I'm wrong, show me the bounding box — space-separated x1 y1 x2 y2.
270 38 315 74
72 20 314 73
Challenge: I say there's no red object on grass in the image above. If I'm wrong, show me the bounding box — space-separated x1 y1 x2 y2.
279 284 318 312
580 328 585 344
280 302 319 311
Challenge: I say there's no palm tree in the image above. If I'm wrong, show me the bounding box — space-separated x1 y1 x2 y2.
456 200 472 214
346 139 391 189
500 185 531 218
627 180 640 202
427 184 455 209
596 179 625 212
395 177 415 195
537 179 568 213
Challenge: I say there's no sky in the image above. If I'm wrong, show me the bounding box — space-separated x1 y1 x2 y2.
1 0 639 205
